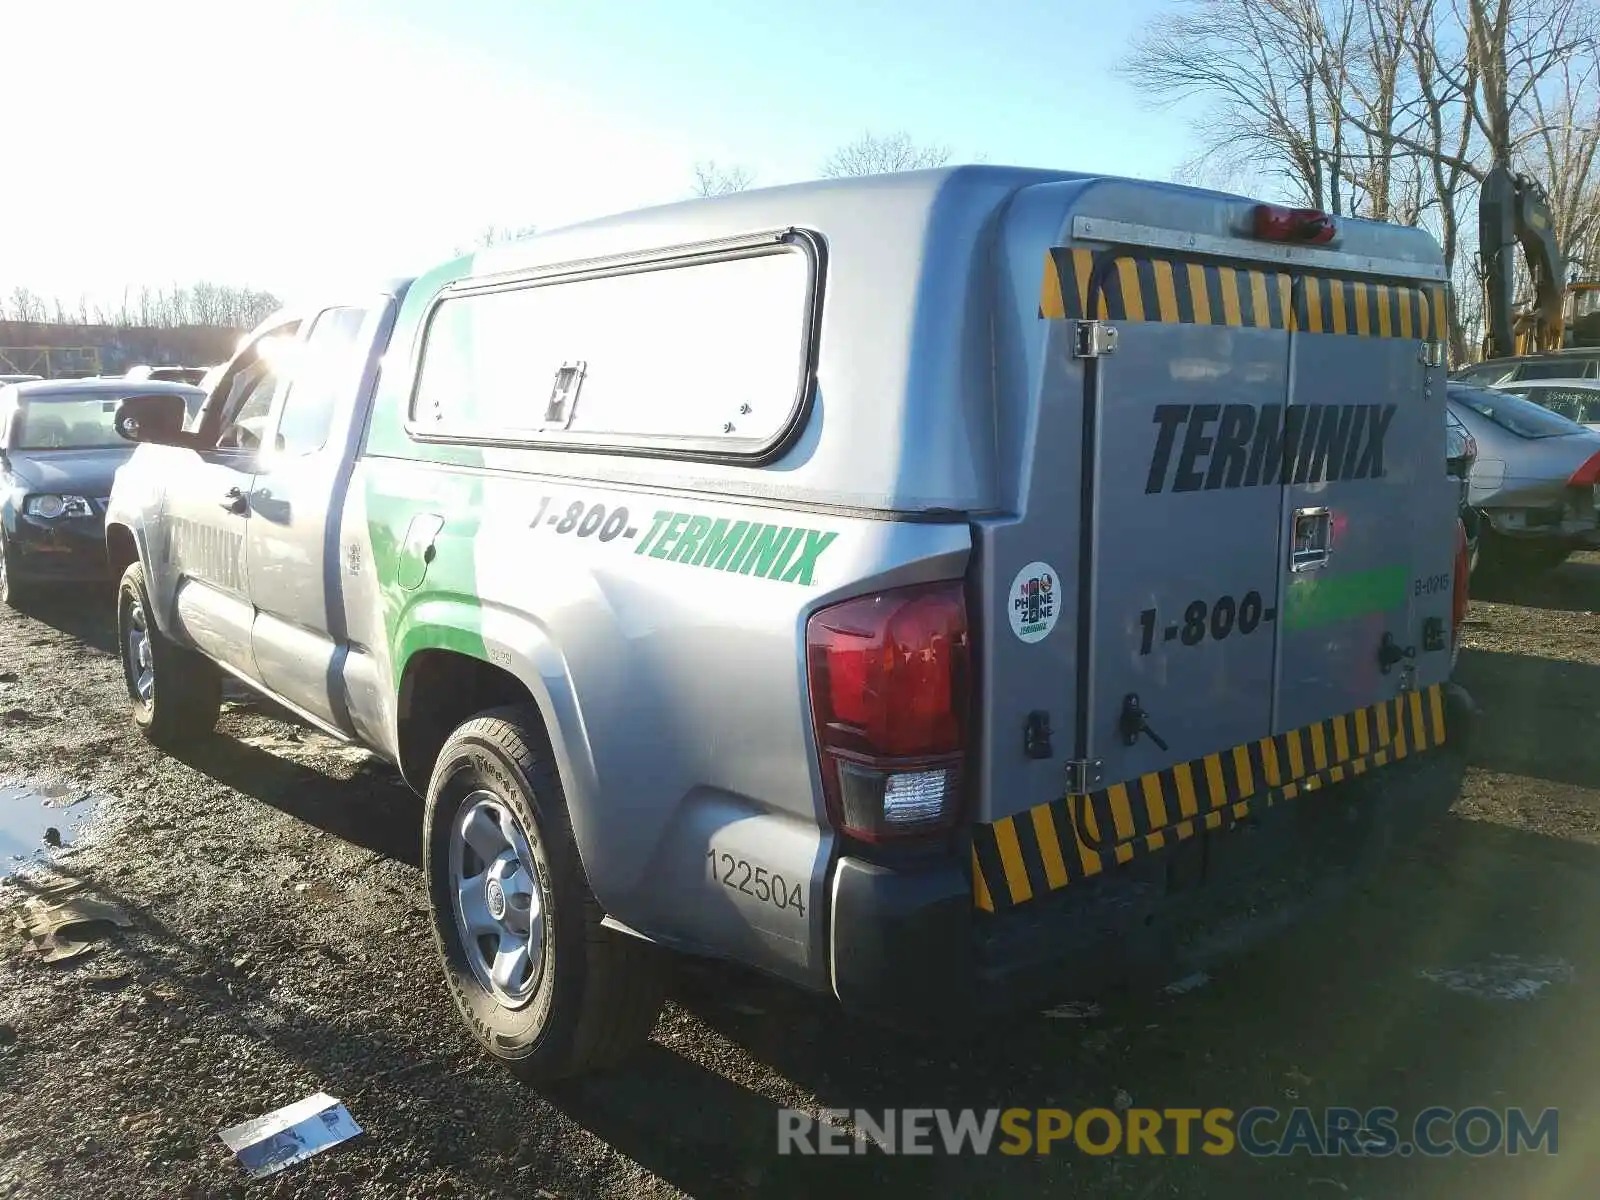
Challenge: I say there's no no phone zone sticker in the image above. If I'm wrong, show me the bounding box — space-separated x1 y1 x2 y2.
1009 561 1059 643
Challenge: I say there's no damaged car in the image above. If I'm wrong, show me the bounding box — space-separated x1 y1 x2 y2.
1 378 206 606
1448 382 1600 578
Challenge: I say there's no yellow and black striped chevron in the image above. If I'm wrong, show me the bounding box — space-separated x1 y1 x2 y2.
970 683 1448 913
1039 246 1449 341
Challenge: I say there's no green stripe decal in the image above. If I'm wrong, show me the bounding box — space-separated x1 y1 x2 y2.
1283 564 1408 631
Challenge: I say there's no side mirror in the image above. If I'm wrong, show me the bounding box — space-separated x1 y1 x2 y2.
114 393 190 445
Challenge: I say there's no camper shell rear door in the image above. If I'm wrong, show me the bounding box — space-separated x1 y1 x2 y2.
970 185 1450 912
1066 235 1291 856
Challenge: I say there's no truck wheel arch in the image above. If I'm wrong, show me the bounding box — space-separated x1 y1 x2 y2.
106 523 140 580
394 636 604 898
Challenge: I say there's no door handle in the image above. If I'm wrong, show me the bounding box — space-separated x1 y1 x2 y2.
221 487 249 515
1290 507 1332 572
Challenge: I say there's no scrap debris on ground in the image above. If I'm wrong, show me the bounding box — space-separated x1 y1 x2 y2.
3 565 1600 1198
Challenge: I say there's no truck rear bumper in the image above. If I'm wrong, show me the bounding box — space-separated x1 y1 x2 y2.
830 682 1476 1026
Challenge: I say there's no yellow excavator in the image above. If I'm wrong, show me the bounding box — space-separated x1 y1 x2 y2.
1478 164 1600 358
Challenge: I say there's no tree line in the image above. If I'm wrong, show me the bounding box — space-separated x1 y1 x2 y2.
1120 0 1600 360
690 129 959 197
4 282 283 331
2 132 955 328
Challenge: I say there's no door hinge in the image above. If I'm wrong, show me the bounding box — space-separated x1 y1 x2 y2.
1419 341 1446 368
1064 758 1104 794
1073 320 1118 358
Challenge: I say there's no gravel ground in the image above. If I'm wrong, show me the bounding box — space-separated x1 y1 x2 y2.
3 563 1600 1199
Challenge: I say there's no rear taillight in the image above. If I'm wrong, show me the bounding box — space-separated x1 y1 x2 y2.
1568 449 1600 487
1452 518 1470 651
1252 203 1337 244
805 580 971 843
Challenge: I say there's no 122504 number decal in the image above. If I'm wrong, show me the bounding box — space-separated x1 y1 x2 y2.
1137 591 1277 655
707 850 806 917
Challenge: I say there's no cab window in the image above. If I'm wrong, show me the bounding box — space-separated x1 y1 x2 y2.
210 323 301 451
266 307 367 457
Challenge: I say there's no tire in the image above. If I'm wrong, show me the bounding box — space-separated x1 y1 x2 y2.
117 562 222 745
424 705 664 1082
0 530 30 610
1473 531 1568 582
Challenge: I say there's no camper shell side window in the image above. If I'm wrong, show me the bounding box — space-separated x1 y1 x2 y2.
406 233 822 461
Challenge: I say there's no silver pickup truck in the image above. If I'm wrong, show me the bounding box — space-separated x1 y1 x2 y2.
105 166 1475 1082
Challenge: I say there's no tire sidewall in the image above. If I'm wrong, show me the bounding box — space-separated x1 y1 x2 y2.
116 567 157 731
425 728 579 1067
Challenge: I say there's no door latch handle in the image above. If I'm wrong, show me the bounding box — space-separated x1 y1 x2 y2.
1119 692 1169 751
1291 507 1333 572
221 487 248 515
1378 632 1416 674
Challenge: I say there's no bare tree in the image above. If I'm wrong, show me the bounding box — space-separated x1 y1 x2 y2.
8 287 45 323
1461 0 1596 171
4 282 279 330
1121 1 1346 209
1524 40 1600 272
1401 0 1483 359
691 160 756 197
819 131 952 178
453 223 539 256
1124 0 1600 357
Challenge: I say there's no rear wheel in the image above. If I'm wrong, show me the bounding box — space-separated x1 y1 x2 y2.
424 706 664 1082
117 562 222 745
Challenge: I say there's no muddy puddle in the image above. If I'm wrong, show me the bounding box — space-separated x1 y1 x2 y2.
1 779 107 879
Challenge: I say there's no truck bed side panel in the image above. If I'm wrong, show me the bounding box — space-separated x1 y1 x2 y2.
343 456 971 991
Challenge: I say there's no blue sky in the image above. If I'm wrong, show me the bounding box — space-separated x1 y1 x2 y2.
9 0 1200 308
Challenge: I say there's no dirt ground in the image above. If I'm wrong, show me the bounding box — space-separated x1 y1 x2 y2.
3 561 1600 1199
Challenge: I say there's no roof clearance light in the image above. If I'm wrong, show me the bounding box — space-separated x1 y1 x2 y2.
1252 203 1337 245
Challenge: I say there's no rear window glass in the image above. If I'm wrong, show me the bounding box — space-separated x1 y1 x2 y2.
1516 359 1594 381
1453 363 1514 385
11 390 203 449
1511 386 1600 424
1450 386 1585 439
410 247 813 451
13 395 126 449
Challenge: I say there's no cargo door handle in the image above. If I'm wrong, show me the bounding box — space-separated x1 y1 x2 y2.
1378 632 1415 674
1291 507 1332 572
1119 693 1169 751
220 487 248 515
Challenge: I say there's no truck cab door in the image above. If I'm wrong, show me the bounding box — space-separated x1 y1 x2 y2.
245 303 376 731
157 320 300 680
